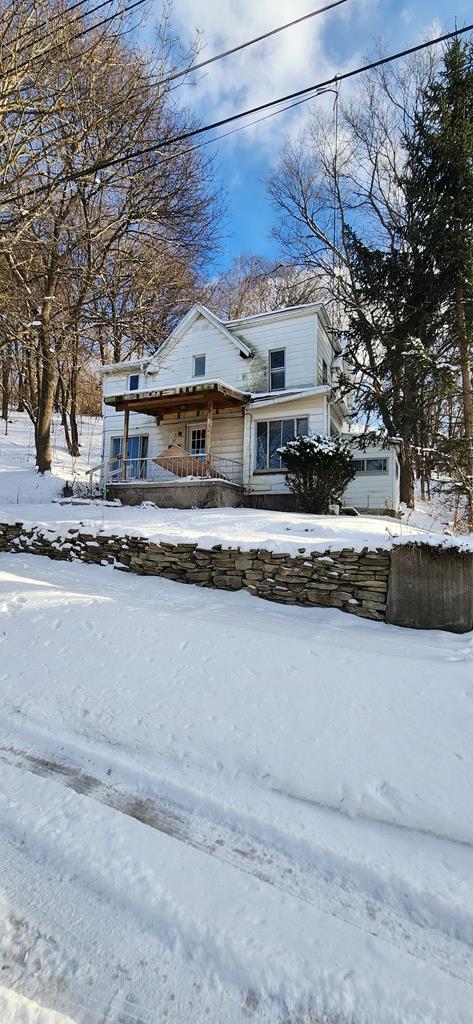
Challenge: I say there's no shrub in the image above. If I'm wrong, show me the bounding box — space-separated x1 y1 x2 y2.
278 434 356 514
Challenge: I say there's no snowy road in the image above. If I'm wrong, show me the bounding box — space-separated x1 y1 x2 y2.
1 554 473 1022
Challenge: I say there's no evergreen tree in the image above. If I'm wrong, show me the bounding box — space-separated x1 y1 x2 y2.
409 40 473 525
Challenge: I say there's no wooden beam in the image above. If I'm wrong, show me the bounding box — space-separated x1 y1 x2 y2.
122 406 129 480
206 399 213 471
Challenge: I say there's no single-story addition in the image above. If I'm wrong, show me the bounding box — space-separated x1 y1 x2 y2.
96 302 401 514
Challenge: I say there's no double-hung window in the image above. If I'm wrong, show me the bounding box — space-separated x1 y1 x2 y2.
269 349 285 391
128 373 140 391
255 416 309 472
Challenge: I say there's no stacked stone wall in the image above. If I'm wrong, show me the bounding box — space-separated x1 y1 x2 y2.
0 520 390 621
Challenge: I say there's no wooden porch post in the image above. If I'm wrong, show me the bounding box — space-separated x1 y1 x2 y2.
205 399 213 473
122 405 129 480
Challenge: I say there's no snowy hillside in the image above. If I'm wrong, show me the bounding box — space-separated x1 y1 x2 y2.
0 413 102 504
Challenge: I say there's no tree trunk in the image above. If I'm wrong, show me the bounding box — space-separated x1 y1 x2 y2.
1 353 10 420
456 284 473 529
399 446 415 507
35 314 56 473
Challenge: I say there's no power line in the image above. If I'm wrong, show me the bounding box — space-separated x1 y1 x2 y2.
25 19 473 191
13 0 114 50
160 0 350 86
3 18 473 208
14 0 147 73
16 0 116 57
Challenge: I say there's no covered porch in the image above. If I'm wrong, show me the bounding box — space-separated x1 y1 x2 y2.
99 381 248 496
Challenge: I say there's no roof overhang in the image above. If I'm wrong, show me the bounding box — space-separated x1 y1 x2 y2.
104 380 250 417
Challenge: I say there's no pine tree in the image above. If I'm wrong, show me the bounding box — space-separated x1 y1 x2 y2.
410 40 473 526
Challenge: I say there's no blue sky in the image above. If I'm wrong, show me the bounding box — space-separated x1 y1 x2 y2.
153 0 473 270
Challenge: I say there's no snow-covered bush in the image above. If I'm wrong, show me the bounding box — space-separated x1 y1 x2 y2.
278 434 356 514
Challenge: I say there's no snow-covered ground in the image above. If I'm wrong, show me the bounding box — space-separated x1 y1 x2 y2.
0 554 472 1022
1 412 473 1022
0 413 102 505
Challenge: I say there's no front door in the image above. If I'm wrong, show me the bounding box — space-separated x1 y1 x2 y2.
188 426 206 459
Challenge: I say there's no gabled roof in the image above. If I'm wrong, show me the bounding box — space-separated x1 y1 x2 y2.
146 304 253 372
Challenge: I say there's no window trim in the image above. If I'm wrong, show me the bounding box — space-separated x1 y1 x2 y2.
110 434 149 479
353 456 389 474
268 348 286 391
254 415 309 474
192 353 206 378
128 373 140 391
189 426 206 456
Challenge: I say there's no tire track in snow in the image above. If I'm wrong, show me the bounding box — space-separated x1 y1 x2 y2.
0 743 472 988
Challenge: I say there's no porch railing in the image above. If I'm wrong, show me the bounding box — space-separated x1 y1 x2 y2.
88 454 243 489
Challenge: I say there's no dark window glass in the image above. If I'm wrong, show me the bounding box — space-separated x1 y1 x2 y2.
322 360 329 385
269 349 285 391
366 458 388 472
193 354 206 377
269 420 283 469
256 421 267 470
296 416 309 436
128 374 139 391
353 459 364 472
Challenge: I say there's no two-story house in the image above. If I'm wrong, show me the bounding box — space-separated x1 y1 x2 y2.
98 302 400 513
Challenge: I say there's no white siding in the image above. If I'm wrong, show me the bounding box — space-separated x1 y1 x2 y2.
316 320 334 387
102 406 244 469
343 446 400 511
236 311 317 393
148 319 248 391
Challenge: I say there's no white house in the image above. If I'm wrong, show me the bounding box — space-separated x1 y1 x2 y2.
98 302 400 513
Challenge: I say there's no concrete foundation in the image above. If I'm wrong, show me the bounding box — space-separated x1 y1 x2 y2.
386 544 473 633
106 479 243 508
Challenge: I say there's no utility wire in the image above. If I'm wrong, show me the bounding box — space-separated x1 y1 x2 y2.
16 0 116 56
159 0 350 86
14 0 147 73
13 0 114 50
17 18 472 195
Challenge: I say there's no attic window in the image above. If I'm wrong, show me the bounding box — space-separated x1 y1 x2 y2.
193 354 206 377
128 373 140 391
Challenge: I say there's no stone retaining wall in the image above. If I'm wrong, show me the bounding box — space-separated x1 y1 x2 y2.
0 520 390 621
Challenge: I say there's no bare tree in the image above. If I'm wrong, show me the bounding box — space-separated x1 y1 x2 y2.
0 0 222 470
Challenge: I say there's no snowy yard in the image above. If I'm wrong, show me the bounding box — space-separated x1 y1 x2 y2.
0 553 472 1022
1 413 473 1022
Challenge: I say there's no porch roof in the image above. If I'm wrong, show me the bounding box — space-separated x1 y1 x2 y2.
104 379 250 417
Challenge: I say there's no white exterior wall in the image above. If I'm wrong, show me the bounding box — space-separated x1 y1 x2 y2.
102 399 244 469
316 320 334 387
234 311 317 393
244 395 327 495
343 446 400 512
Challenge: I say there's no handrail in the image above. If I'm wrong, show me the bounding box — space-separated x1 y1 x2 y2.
100 454 243 487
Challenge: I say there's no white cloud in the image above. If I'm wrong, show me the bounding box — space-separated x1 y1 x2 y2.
169 0 378 153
